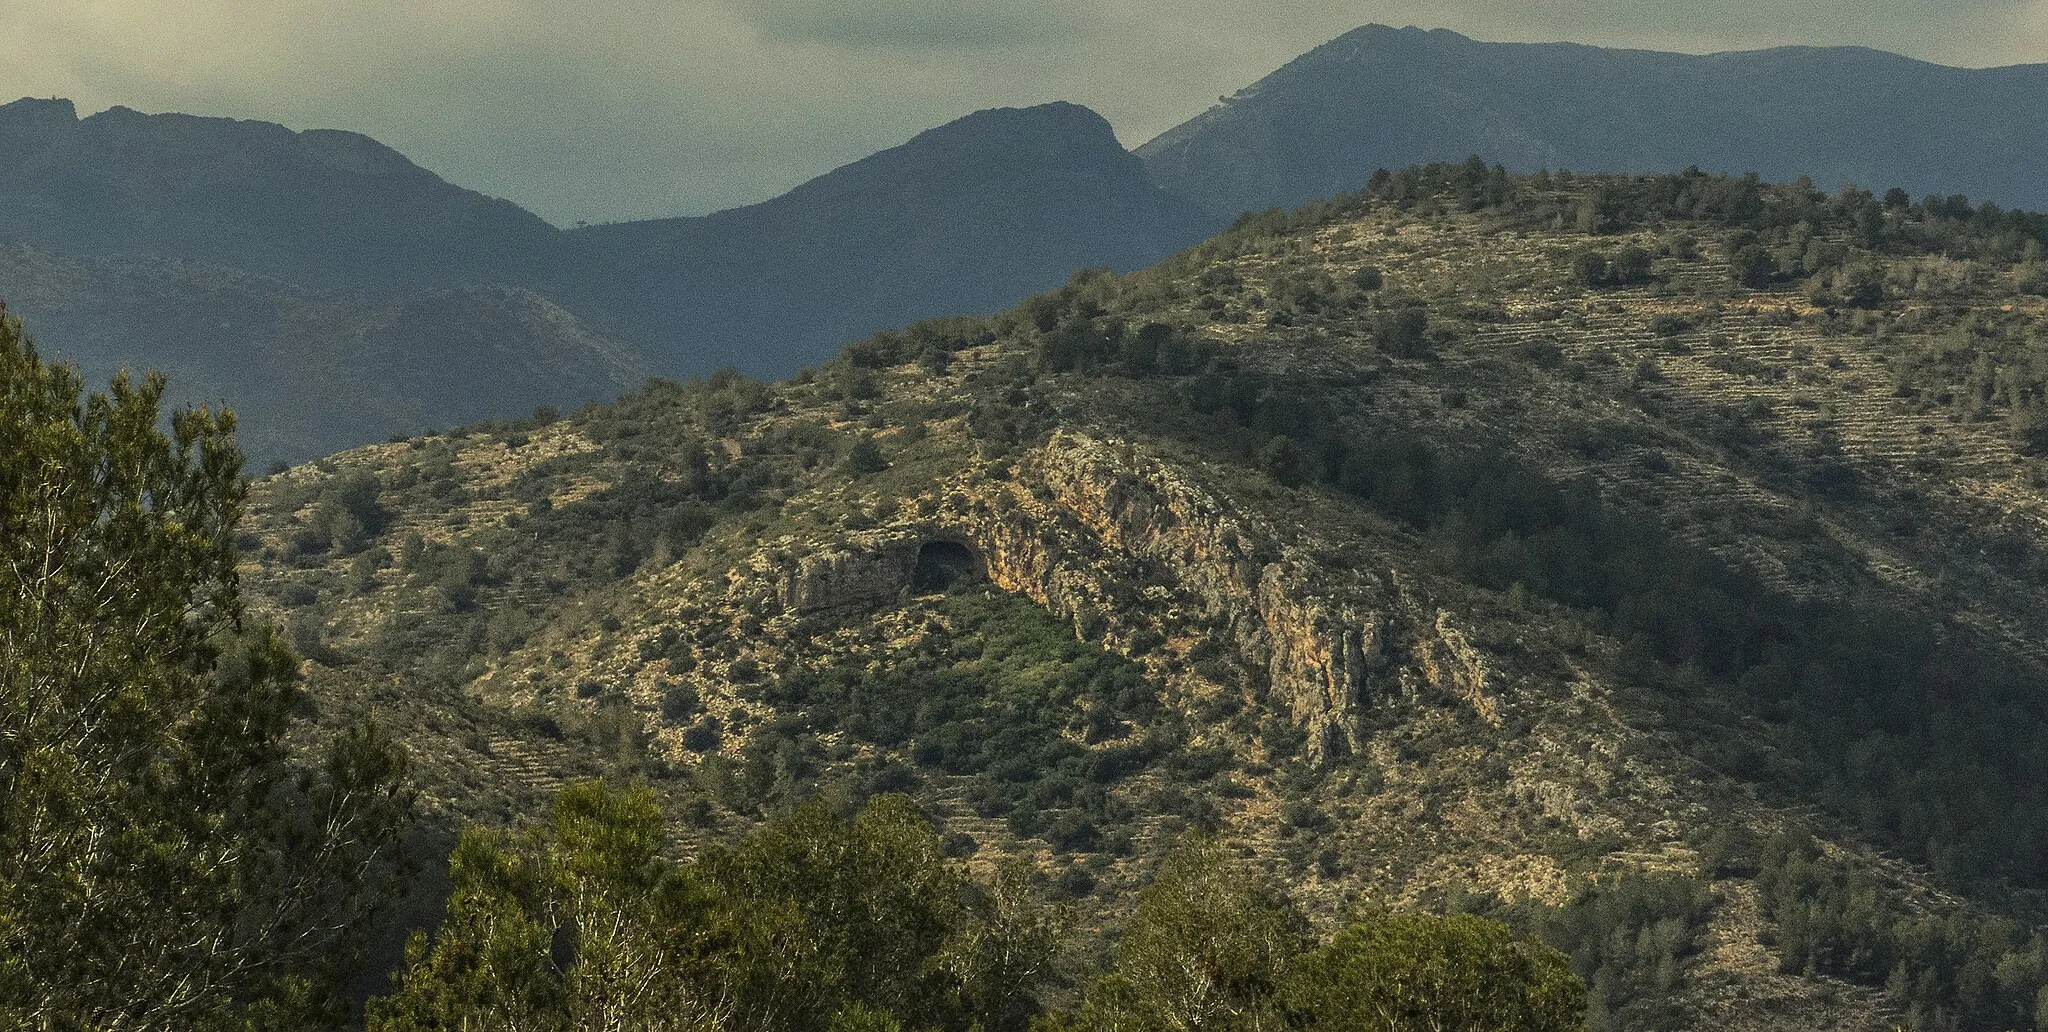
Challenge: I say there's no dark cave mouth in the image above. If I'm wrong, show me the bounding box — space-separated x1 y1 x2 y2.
912 540 981 593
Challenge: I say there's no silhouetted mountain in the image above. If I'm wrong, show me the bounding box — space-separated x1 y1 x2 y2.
0 98 1219 425
0 98 554 291
0 242 644 464
1138 25 2048 218
547 102 1222 373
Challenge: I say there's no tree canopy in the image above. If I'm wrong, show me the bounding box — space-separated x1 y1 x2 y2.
376 782 1585 1032
0 315 413 1029
370 786 1061 1032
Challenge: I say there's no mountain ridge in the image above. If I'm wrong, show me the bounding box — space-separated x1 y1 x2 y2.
1138 24 2048 219
552 100 1221 372
21 24 2048 459
0 97 1221 456
0 97 555 291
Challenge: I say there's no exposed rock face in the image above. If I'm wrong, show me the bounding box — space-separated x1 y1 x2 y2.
774 536 922 613
1416 610 1498 725
968 432 1398 758
748 431 1503 758
772 531 986 613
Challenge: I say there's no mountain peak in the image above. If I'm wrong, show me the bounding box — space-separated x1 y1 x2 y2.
1140 26 2048 218
0 97 79 124
557 98 1216 375
895 102 1125 165
1334 23 1465 42
1311 24 1477 56
750 100 1145 214
0 97 80 149
912 102 1116 141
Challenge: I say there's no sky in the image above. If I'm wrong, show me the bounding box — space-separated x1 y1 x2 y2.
2 1 2042 226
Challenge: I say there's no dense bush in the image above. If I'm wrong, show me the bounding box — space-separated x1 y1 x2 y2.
370 786 1058 1032
1490 874 1717 1031
377 789 1579 1032
750 593 1164 851
1049 837 1582 1032
1572 245 1655 288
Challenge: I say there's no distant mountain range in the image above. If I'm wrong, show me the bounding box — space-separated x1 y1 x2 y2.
0 98 1217 460
0 98 554 292
0 241 644 463
1138 25 2048 217
8 25 2048 461
551 103 1217 373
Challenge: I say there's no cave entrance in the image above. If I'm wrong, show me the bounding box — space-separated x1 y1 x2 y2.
912 540 981 593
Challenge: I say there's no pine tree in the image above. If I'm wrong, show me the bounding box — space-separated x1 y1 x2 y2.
0 314 413 1029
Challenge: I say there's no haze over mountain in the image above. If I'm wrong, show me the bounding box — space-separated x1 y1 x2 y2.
550 103 1222 372
1138 25 2048 218
0 97 1220 456
0 241 645 463
18 26 2048 461
0 98 554 292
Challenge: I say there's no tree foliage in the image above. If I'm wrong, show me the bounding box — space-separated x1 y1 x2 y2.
1054 838 1307 1032
372 785 1063 1032
0 316 413 1029
381 801 1582 1032
1279 913 1584 1032
1049 838 1582 1032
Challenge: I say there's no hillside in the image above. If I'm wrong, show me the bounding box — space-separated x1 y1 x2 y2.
1138 25 2048 219
245 167 2048 1029
0 241 646 464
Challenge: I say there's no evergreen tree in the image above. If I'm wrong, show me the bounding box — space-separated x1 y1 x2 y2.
0 314 413 1029
1052 837 1308 1032
1278 913 1584 1032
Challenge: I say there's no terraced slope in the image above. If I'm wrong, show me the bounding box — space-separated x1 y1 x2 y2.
251 169 2048 1030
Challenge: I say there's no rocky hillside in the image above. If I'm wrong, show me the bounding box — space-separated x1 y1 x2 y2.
248 166 2048 1030
1138 25 2048 219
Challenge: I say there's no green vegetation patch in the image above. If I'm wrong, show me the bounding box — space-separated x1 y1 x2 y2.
737 592 1177 854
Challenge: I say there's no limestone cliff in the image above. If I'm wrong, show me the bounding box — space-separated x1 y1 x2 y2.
741 430 1500 758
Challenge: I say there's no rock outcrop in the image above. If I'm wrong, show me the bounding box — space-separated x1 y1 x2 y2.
770 531 987 613
774 536 923 613
969 432 1403 758
746 431 1500 759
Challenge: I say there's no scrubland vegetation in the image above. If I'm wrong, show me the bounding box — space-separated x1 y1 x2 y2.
21 161 2048 1029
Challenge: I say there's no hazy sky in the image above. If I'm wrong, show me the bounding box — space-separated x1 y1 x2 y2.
3 2 2040 225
